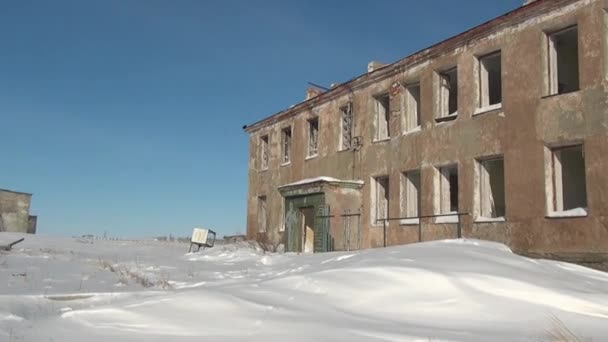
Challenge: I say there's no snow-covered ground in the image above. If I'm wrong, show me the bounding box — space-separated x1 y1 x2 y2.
0 233 607 342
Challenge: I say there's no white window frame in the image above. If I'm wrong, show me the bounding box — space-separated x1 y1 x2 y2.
400 170 420 225
260 135 269 170
374 94 390 141
434 165 459 223
547 25 579 96
476 51 502 114
371 176 389 225
281 126 292 165
545 145 588 217
437 67 458 119
476 157 506 222
339 103 353 151
307 117 319 158
404 83 422 133
257 196 268 233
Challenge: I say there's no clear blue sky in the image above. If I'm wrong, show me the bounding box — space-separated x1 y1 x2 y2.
0 0 522 238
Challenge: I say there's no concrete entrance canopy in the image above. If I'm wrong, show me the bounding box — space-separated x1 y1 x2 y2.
278 177 364 197
278 177 364 253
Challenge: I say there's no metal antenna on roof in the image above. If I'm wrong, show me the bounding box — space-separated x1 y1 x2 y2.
307 82 330 91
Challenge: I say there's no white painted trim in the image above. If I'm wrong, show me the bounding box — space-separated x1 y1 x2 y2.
475 216 506 223
435 214 459 224
474 103 503 116
547 207 588 218
403 126 422 135
399 218 420 225
305 153 319 161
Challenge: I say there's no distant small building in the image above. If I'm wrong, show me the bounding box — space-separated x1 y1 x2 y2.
0 189 37 234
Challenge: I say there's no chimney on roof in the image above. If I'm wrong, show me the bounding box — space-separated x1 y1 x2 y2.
306 87 323 100
367 61 386 73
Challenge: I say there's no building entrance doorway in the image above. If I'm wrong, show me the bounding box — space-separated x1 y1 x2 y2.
300 207 315 253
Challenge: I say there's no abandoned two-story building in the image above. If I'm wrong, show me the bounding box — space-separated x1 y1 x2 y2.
244 0 608 262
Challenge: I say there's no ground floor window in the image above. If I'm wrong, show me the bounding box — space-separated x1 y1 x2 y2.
400 170 420 223
257 196 267 232
477 158 505 220
372 176 389 224
546 145 587 216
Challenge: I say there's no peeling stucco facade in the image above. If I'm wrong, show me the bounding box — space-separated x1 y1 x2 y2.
244 0 608 261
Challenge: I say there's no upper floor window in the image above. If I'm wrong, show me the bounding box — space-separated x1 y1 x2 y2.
374 93 390 141
478 52 502 110
340 103 353 150
260 135 269 170
281 126 292 165
404 83 421 132
547 26 579 95
436 68 458 121
307 117 319 157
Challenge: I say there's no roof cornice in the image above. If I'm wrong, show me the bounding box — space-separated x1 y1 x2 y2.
243 0 578 134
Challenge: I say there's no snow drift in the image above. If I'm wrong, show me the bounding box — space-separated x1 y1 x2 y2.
0 233 607 341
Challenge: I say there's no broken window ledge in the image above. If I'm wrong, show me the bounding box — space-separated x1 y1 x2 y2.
403 126 422 135
305 153 318 160
435 113 458 123
541 89 580 99
399 218 420 225
280 161 291 167
435 214 459 223
475 216 506 223
372 137 391 143
474 103 502 116
546 207 588 219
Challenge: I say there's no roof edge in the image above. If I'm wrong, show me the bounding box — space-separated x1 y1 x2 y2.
0 189 33 196
243 0 575 134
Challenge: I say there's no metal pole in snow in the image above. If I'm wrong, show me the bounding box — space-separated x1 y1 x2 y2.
383 219 387 248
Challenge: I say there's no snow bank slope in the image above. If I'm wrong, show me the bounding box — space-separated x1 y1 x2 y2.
1 234 607 341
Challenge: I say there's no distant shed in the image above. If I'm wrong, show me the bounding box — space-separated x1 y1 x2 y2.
0 189 37 234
